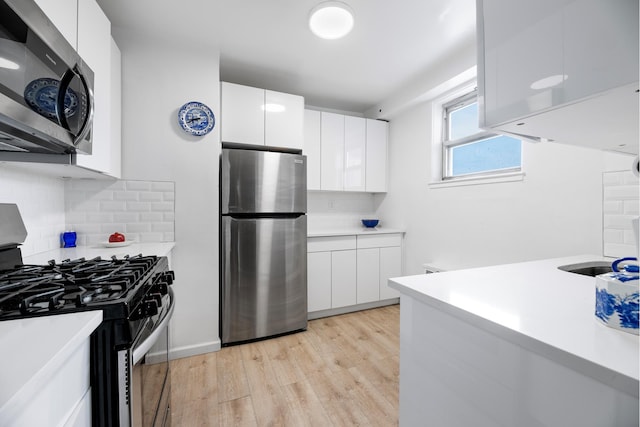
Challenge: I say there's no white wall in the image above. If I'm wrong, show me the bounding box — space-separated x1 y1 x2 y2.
374 58 631 273
0 165 65 256
114 30 220 358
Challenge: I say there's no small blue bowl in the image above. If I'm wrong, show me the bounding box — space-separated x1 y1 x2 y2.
361 219 379 228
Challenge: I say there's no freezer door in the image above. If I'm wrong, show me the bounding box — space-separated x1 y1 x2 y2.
221 148 307 214
221 215 308 344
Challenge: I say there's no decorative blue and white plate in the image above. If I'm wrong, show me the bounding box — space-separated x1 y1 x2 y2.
178 101 215 136
23 77 78 120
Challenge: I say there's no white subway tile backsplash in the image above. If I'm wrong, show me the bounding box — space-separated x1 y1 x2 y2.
126 181 152 191
624 199 639 215
603 201 623 214
126 223 151 233
151 182 174 191
603 171 639 258
151 202 173 212
65 180 175 245
140 212 163 222
114 212 139 223
139 192 163 202
100 201 127 211
126 201 151 211
114 191 139 201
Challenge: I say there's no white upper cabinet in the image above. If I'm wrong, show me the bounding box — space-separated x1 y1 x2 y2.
344 116 366 192
34 0 78 48
306 109 389 193
304 109 321 190
320 112 345 191
221 82 304 150
365 119 388 192
75 0 115 175
221 82 265 145
265 90 304 149
109 38 122 178
477 0 639 154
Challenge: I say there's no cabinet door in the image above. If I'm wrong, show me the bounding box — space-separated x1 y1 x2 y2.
365 119 388 192
308 252 332 312
304 109 321 190
344 116 366 192
331 250 356 308
34 0 78 49
76 0 112 174
265 90 304 150
109 38 121 178
320 112 344 191
221 82 265 145
379 246 401 300
357 248 380 304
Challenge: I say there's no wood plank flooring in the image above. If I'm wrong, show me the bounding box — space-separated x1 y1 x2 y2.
170 304 400 426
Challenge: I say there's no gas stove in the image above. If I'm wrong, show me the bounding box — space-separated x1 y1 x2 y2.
0 203 175 426
0 254 173 321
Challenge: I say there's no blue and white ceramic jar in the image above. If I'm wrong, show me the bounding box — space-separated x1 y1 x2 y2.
594 257 639 335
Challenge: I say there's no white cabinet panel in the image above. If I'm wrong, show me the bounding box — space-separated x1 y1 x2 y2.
365 119 388 192
308 235 356 252
320 112 344 191
308 252 332 312
221 82 265 145
75 0 112 175
265 90 304 150
478 0 639 154
108 38 122 178
344 116 366 192
357 248 380 304
34 0 78 48
357 233 401 249
304 109 321 190
379 246 401 300
331 250 356 308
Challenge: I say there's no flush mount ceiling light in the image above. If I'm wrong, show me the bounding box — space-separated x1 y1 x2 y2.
309 1 354 40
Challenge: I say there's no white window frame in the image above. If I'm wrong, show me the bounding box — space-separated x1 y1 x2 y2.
430 80 525 188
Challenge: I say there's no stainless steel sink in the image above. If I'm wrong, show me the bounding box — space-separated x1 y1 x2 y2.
557 261 612 277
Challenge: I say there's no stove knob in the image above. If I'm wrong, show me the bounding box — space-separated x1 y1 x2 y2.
148 292 162 307
154 282 169 296
161 271 175 286
143 299 159 317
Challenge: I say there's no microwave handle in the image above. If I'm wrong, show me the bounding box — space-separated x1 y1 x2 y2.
74 64 94 146
56 65 94 147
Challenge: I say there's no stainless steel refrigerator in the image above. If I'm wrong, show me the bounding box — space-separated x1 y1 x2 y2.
220 147 307 345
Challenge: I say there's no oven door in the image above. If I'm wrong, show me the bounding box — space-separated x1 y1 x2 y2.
125 289 174 427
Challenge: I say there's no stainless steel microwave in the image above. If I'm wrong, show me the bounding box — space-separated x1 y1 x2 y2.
0 0 94 155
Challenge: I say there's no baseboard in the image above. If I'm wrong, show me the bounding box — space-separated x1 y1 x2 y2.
308 298 399 320
169 339 221 360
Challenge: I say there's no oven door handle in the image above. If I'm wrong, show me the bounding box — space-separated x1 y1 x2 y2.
132 288 175 365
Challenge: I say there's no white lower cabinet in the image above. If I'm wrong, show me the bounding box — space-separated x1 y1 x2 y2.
331 250 357 308
307 251 332 312
308 233 402 315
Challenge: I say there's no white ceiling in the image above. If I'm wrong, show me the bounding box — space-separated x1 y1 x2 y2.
96 0 477 113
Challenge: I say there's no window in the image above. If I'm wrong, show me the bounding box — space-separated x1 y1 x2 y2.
442 90 521 179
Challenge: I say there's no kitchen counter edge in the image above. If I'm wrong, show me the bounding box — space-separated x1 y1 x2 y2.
308 228 405 237
23 242 176 264
389 255 639 397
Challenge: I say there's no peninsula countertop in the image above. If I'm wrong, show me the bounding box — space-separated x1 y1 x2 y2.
389 254 639 396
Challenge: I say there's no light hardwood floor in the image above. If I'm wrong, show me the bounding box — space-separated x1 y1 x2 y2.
170 304 400 426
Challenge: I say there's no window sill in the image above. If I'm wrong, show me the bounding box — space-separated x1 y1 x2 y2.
428 171 525 189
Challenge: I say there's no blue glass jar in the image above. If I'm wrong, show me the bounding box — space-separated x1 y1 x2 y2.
61 231 77 248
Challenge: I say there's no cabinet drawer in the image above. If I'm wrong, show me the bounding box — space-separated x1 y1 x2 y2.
308 236 357 252
357 233 402 249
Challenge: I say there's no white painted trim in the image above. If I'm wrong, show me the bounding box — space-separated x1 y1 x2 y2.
168 340 221 360
307 299 399 320
428 171 525 189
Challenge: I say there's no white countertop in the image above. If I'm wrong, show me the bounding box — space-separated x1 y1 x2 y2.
389 255 639 396
23 242 176 264
0 311 103 420
308 227 405 237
